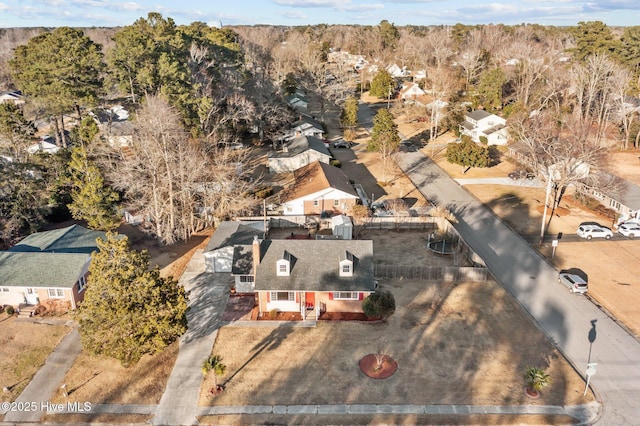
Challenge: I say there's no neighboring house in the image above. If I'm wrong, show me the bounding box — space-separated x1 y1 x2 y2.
400 82 427 105
268 135 332 174
281 161 360 216
91 105 133 147
412 70 427 81
278 115 324 143
387 63 410 78
286 93 308 111
27 137 60 154
203 221 265 292
0 90 24 105
459 110 509 145
579 173 640 223
252 238 375 318
0 225 111 310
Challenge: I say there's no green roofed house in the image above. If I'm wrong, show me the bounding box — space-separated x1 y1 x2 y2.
0 224 111 312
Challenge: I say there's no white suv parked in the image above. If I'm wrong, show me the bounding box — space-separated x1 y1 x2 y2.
618 222 640 238
577 224 613 240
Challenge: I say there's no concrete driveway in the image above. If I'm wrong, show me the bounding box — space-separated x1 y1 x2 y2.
152 250 232 426
394 150 640 425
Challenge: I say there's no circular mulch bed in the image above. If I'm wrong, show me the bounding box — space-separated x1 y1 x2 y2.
524 386 540 399
359 354 398 379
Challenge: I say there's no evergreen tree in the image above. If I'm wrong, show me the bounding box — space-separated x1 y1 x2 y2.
446 136 490 168
368 109 401 183
78 233 188 366
569 21 618 62
477 67 506 112
0 102 35 162
369 69 395 98
67 145 119 231
341 96 359 140
9 27 104 146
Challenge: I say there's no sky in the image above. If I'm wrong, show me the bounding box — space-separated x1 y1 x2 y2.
0 0 639 28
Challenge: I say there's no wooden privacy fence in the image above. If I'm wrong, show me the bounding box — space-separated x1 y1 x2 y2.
374 265 489 282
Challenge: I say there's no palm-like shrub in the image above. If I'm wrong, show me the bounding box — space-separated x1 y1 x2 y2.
524 366 551 393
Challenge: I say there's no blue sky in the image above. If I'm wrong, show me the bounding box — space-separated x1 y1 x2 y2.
0 0 639 28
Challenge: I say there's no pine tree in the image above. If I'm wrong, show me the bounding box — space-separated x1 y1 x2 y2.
78 233 188 366
369 70 395 98
368 109 401 183
67 146 119 231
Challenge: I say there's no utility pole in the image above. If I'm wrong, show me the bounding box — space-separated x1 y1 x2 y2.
540 176 553 245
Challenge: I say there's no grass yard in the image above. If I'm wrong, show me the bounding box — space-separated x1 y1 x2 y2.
0 317 69 402
50 340 178 405
201 278 593 408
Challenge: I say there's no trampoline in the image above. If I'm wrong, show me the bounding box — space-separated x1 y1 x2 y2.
427 239 456 255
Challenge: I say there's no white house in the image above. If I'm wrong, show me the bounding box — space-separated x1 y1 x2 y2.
400 82 427 105
459 110 509 145
281 161 360 216
278 115 324 143
0 90 24 105
268 135 332 174
27 137 60 154
387 63 410 78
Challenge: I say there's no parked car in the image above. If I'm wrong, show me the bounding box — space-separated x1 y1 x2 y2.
558 272 588 294
508 170 535 180
577 224 613 240
618 222 640 238
333 140 350 149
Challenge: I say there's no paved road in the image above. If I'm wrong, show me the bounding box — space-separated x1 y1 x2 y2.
152 250 232 426
394 150 640 425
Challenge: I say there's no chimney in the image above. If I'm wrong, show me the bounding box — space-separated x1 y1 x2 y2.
252 235 261 276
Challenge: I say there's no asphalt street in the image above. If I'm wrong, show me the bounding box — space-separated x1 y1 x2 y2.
394 150 640 425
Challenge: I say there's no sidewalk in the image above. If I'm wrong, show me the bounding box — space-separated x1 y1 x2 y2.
19 401 600 425
2 328 81 423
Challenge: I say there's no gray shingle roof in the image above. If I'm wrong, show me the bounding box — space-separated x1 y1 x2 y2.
205 221 265 253
268 135 331 159
0 251 89 288
466 110 492 121
254 239 374 292
10 224 108 254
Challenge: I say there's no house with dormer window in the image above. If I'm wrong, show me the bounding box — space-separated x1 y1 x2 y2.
252 238 375 320
459 110 509 145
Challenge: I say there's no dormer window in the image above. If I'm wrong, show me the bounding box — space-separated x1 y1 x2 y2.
339 250 354 277
276 251 291 276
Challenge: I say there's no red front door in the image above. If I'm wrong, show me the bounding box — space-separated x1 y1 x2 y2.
305 292 315 309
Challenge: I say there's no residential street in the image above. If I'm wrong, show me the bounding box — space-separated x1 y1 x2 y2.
394 150 640 424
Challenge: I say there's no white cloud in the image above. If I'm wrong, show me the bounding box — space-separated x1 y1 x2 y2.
273 0 345 7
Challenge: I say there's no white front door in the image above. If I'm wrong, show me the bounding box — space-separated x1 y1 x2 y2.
25 288 39 305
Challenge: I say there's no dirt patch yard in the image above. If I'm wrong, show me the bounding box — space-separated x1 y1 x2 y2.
0 317 69 403
202 277 592 408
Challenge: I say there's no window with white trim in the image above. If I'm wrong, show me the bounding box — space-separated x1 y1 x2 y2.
334 199 340 207
342 264 351 274
1 287 9 292
270 291 295 301
239 275 254 283
47 288 65 298
78 275 87 292
313 200 319 207
333 292 358 300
